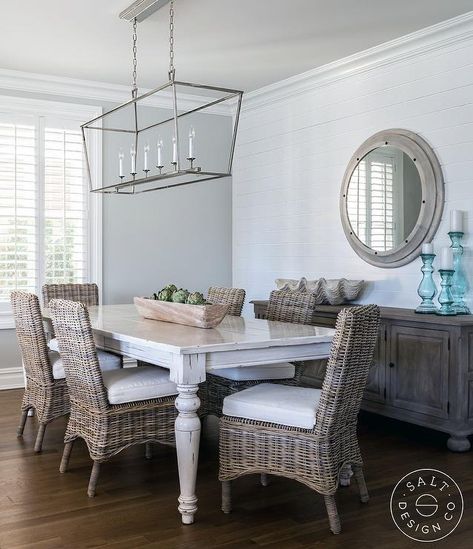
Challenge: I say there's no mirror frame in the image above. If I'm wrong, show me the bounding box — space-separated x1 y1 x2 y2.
340 129 444 268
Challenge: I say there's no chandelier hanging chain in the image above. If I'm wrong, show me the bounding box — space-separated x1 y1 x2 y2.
132 17 138 97
168 0 175 81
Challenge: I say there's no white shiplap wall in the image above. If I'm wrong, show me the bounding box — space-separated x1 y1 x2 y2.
233 14 473 313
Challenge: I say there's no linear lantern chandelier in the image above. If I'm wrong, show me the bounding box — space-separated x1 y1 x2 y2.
82 0 243 194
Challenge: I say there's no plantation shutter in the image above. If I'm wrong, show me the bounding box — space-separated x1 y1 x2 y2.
44 124 88 285
0 113 90 307
0 117 37 302
347 153 395 252
369 157 394 251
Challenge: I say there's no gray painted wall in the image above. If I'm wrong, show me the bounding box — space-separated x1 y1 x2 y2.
0 329 21 368
0 89 233 374
103 178 232 304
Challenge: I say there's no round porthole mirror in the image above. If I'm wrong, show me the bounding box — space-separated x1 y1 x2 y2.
340 129 444 268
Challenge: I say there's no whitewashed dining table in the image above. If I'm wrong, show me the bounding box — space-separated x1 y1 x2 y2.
44 304 334 524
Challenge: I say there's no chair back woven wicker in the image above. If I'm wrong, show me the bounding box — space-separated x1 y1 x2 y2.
266 290 317 324
11 291 70 452
207 287 246 317
11 291 54 386
314 304 380 439
49 299 108 412
42 283 99 307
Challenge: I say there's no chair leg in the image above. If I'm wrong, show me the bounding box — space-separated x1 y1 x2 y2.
260 473 270 487
145 442 152 460
60 441 74 473
221 481 232 514
17 410 28 436
34 424 47 453
339 464 353 487
324 495 341 535
87 462 101 498
353 465 370 503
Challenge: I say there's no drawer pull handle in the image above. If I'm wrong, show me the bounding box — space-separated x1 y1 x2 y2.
389 362 395 368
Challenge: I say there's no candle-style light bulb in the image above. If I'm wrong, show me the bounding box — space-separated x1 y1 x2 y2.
172 136 178 166
188 127 195 159
157 139 163 167
130 143 136 174
118 150 124 178
144 143 150 171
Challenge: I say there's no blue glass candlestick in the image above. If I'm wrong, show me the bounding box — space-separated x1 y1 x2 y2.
449 231 470 314
437 269 456 316
416 254 438 313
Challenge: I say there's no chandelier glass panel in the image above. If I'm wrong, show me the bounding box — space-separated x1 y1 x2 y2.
82 0 243 194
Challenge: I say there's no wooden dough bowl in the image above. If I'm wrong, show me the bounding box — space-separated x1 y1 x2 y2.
134 297 230 329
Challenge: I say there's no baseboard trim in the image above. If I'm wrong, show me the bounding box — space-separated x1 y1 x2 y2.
0 367 24 390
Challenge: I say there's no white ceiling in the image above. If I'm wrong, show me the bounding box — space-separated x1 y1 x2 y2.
1 1 472 92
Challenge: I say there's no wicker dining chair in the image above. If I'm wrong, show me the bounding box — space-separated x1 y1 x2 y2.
203 290 319 418
49 299 178 497
42 283 100 345
219 304 380 535
11 291 70 452
207 287 246 316
42 283 99 307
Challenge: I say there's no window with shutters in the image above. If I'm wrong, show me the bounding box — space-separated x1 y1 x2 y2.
347 149 402 252
0 97 101 327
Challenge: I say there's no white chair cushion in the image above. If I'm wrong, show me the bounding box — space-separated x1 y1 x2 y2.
210 362 295 381
102 366 178 405
48 338 59 352
50 349 122 380
222 383 322 429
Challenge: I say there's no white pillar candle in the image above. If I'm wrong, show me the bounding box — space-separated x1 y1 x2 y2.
188 127 195 158
450 210 463 233
144 144 150 171
422 243 434 255
157 139 163 167
118 150 124 177
440 247 454 270
172 136 178 165
130 144 136 174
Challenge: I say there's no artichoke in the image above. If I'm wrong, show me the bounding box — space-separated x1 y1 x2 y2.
165 283 177 293
157 288 173 302
186 291 206 305
172 289 189 303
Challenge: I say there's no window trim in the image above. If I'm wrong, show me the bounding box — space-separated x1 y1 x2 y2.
0 95 102 328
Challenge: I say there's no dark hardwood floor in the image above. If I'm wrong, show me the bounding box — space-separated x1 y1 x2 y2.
0 388 472 548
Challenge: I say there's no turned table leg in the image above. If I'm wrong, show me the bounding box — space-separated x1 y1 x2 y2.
175 383 201 525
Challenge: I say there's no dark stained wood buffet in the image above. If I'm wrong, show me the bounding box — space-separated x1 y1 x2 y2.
251 300 473 452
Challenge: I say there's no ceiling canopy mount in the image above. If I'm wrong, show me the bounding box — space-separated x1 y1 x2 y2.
119 0 171 23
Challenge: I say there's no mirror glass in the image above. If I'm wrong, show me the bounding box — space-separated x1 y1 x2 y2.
346 146 422 252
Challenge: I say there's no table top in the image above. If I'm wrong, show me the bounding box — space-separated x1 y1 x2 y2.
43 304 334 355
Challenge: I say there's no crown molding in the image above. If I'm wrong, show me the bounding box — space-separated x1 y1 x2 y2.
243 11 473 113
0 68 233 115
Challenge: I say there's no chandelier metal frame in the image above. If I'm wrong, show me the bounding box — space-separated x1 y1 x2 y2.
81 0 243 195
